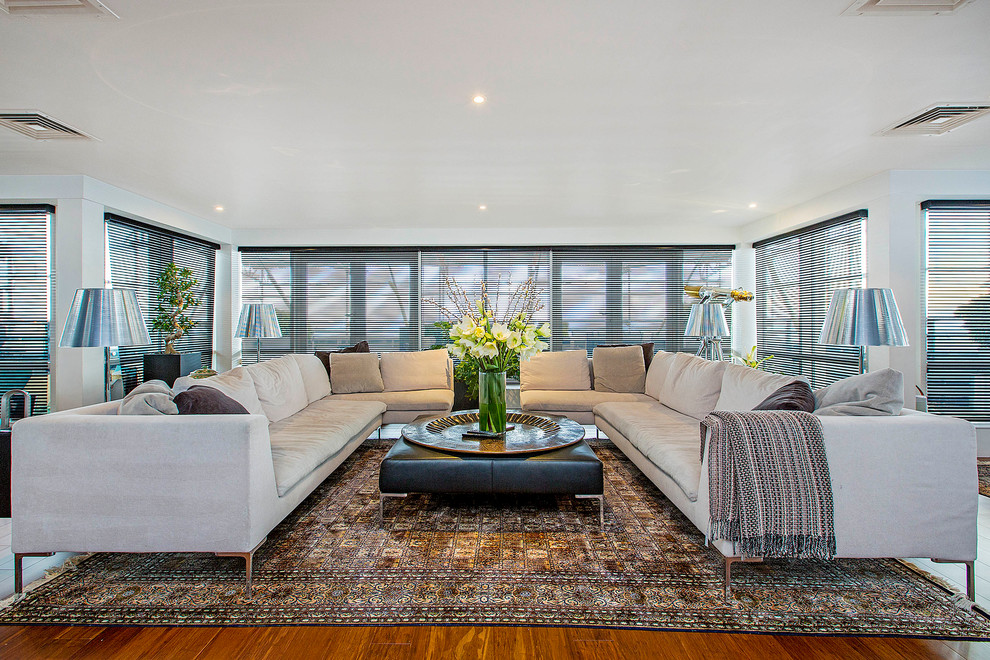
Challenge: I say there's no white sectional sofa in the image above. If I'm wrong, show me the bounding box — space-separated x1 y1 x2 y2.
11 350 453 595
524 348 979 598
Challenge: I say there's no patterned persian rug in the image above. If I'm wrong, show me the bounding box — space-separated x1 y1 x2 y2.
979 459 990 498
2 438 989 638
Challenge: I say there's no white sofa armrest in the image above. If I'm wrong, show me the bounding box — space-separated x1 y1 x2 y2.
12 413 277 555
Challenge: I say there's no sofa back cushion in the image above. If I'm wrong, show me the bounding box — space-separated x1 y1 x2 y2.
380 349 451 392
657 352 727 420
290 353 332 402
714 363 800 411
644 350 675 400
520 350 591 391
592 345 646 393
190 366 266 416
246 356 309 423
330 352 385 394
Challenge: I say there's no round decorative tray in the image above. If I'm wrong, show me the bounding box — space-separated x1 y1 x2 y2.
401 410 585 455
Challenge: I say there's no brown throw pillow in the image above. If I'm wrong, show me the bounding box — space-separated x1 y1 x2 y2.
599 342 655 369
753 380 816 412
175 385 250 415
315 340 371 379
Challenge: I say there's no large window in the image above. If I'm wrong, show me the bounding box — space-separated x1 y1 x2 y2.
106 215 218 393
924 201 990 421
755 211 866 389
0 205 53 417
239 245 733 362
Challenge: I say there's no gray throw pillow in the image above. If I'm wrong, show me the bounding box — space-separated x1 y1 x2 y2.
330 352 384 394
117 380 178 415
814 368 904 416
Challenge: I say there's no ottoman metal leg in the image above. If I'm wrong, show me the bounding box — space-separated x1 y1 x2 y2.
576 494 604 530
380 492 408 520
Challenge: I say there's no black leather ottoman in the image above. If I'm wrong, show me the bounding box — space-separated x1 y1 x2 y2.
379 438 605 527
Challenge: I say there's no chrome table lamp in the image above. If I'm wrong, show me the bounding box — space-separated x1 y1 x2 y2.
59 287 152 401
236 303 282 364
685 302 730 361
818 287 909 373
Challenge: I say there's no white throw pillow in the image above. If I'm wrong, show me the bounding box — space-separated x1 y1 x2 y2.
190 367 266 416
246 356 309 423
380 349 450 391
714 363 801 411
643 350 675 400
117 380 177 415
657 352 727 420
520 350 591 391
290 353 332 402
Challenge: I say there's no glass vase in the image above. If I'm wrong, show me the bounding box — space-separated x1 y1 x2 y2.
478 370 507 435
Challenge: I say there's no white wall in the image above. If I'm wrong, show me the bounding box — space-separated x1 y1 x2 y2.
0 175 234 409
737 170 990 453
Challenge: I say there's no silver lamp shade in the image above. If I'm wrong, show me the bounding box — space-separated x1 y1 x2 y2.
818 288 908 347
684 303 730 339
235 303 282 339
59 288 151 348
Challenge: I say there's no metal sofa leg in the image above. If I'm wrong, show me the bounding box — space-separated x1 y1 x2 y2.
216 537 266 598
723 555 763 600
14 552 55 594
576 494 604 530
380 493 408 521
932 558 976 601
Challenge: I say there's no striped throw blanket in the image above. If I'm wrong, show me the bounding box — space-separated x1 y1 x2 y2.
702 410 836 560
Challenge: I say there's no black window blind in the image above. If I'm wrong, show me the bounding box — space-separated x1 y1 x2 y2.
755 211 866 389
239 245 734 361
0 205 53 417
106 215 217 392
924 201 990 421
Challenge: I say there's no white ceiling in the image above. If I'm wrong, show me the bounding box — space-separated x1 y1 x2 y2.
1 0 989 235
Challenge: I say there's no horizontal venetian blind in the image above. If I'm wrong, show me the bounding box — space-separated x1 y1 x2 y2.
755 211 866 389
550 246 734 355
239 248 419 361
924 201 990 421
420 248 551 349
0 205 53 417
106 215 218 392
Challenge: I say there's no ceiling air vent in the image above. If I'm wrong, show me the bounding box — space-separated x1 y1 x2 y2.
880 104 990 136
0 111 95 140
0 0 118 17
842 0 972 15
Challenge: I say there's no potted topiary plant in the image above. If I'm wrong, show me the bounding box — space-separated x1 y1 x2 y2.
142 263 203 386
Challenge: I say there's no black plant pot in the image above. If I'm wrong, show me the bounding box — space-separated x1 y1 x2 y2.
143 352 202 386
452 379 478 412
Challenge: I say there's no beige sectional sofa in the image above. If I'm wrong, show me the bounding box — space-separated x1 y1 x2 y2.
12 350 453 595
524 348 979 598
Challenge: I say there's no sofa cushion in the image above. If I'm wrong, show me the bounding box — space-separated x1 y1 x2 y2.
117 380 177 416
380 349 450 391
814 368 904 416
592 345 646 393
290 353 331 403
174 385 250 415
593 401 703 501
182 367 265 416
268 399 386 496
315 340 370 381
714 363 798 411
330 352 385 394
246 356 309 423
329 389 454 412
657 352 726 420
598 342 655 369
754 381 816 412
520 350 591 391
520 389 653 413
643 350 675 400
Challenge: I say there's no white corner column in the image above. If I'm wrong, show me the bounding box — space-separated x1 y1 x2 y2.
731 245 757 360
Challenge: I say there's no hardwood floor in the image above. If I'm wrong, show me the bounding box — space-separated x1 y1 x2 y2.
1 624 990 659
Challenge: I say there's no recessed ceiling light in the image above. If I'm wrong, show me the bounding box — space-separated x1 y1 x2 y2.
748 202 758 209
712 209 727 214
214 205 224 212
478 204 487 211
473 95 486 104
